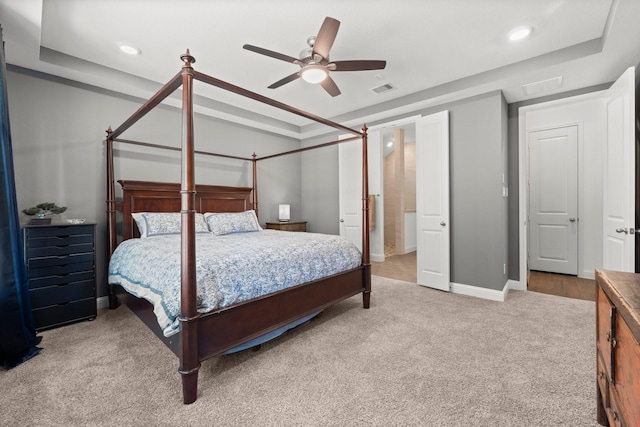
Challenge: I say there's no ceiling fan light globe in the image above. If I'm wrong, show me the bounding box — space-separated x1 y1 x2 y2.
301 65 328 84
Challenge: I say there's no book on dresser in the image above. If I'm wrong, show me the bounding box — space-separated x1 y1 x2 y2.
23 222 97 332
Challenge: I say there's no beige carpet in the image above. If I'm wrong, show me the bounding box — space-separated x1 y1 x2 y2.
1 276 599 426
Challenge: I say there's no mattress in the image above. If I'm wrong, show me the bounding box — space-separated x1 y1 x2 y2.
108 229 362 337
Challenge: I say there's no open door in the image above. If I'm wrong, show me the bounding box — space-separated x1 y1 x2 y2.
338 133 383 258
603 67 635 271
416 111 450 291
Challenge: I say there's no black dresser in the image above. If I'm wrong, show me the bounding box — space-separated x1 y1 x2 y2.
23 223 97 331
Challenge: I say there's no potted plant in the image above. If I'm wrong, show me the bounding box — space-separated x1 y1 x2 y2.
23 202 67 225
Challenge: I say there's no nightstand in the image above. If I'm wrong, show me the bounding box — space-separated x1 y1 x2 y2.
23 223 97 331
265 221 307 232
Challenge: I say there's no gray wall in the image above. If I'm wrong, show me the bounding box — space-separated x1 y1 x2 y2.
7 67 301 299
301 91 509 291
8 62 614 297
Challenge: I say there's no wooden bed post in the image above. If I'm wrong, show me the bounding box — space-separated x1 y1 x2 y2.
361 124 371 309
178 50 200 405
252 152 259 218
105 127 119 309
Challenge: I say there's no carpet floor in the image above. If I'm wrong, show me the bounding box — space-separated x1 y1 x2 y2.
1 276 599 426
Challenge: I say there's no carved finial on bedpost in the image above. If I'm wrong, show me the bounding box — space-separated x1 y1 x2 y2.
180 49 196 68
362 123 368 135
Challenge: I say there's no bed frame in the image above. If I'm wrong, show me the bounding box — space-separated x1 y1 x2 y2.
105 51 371 404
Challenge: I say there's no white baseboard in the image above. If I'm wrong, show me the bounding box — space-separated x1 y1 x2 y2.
580 270 595 280
370 253 385 262
97 296 109 310
450 281 509 302
507 279 525 291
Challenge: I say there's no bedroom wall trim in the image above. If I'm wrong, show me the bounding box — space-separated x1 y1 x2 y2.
507 279 524 291
96 296 109 310
450 281 510 302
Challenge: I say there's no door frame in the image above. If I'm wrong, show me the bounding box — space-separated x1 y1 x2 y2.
518 90 614 288
367 115 420 261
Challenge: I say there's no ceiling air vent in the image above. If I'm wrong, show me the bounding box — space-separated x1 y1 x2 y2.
522 76 563 96
371 83 397 94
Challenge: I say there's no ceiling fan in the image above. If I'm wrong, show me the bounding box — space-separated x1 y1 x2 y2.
243 17 386 97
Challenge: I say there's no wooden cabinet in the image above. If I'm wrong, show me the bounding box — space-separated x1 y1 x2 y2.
23 223 97 331
595 270 640 426
265 221 307 232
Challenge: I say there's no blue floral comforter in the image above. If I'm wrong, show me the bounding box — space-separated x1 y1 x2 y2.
108 230 362 336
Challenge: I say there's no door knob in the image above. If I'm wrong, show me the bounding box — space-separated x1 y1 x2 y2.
440 221 446 226
569 217 576 222
616 227 628 234
339 218 344 223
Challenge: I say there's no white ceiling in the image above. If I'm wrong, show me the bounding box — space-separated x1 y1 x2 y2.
1 0 639 138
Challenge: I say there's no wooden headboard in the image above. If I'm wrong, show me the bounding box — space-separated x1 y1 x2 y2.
118 180 253 240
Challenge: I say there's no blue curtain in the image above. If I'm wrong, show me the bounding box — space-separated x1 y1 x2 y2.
0 25 41 369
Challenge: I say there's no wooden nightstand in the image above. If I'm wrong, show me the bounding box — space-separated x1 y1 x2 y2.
265 221 307 232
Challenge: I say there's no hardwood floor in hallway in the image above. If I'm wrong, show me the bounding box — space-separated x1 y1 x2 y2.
527 270 596 302
371 253 596 302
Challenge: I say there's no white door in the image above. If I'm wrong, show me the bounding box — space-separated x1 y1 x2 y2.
338 133 383 256
416 111 450 291
338 138 362 251
603 66 635 271
528 126 578 275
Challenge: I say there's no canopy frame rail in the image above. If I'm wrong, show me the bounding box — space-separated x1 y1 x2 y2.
104 50 370 404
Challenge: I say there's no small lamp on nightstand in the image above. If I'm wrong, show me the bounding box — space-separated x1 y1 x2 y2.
278 204 290 222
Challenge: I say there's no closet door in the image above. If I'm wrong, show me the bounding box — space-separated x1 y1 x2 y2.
528 126 578 275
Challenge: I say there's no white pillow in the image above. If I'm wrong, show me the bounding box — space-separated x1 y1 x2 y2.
204 210 262 235
132 212 209 237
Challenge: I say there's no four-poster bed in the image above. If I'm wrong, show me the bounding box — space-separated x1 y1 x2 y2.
105 51 371 404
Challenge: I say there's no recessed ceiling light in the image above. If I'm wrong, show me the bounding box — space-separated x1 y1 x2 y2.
119 44 141 55
508 26 533 41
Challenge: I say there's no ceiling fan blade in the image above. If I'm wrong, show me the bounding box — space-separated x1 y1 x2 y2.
268 72 301 89
243 44 298 64
320 76 341 97
331 60 387 71
312 17 340 59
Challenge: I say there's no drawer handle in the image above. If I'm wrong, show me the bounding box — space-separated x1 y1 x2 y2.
606 332 611 342
599 371 604 380
612 411 618 421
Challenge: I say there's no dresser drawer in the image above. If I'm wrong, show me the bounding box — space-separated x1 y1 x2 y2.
266 221 307 232
607 387 626 427
29 279 95 308
25 224 94 238
28 261 94 279
26 233 94 249
32 298 96 332
27 252 94 270
613 311 640 426
27 242 94 258
28 270 95 290
597 286 615 378
597 351 609 408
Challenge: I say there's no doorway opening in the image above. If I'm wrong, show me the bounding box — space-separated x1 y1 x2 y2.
372 123 417 283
